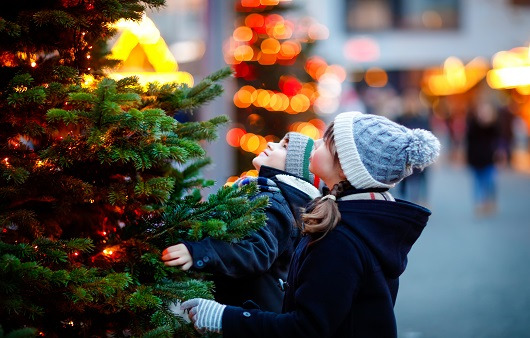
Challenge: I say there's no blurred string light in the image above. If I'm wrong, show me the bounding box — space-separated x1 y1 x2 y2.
226 0 346 184
421 56 489 96
231 55 346 115
223 6 346 114
487 45 530 95
107 14 193 87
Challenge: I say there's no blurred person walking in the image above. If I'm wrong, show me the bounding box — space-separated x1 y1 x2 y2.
465 101 501 216
396 89 433 206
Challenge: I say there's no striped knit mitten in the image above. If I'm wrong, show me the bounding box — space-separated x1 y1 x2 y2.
181 298 226 334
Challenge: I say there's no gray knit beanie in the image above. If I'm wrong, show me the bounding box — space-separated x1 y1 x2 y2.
283 132 315 183
333 111 440 189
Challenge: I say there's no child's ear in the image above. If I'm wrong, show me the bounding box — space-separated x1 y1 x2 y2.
338 168 347 180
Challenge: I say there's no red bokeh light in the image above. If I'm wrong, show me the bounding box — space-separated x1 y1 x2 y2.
279 76 303 96
226 128 247 147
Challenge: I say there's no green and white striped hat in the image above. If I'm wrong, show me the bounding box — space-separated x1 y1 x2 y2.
283 132 315 183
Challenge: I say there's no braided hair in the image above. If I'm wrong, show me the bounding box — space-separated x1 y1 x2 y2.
300 123 352 243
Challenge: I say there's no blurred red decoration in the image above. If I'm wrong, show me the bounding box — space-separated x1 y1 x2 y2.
279 76 302 96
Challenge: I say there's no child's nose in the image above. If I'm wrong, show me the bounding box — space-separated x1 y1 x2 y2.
268 142 279 149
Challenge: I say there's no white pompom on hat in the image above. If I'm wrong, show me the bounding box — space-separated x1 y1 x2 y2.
333 111 441 189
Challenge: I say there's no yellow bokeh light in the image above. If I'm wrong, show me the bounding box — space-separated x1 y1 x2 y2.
272 23 293 40
487 46 530 90
234 45 254 61
246 134 261 153
300 123 320 139
255 89 271 107
487 67 530 89
290 94 310 113
424 57 489 96
443 57 466 88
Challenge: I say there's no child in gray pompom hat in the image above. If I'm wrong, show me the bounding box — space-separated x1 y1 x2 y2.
179 112 441 338
331 110 440 189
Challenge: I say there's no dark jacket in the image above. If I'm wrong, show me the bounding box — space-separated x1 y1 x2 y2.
466 111 500 169
222 194 431 337
182 166 320 312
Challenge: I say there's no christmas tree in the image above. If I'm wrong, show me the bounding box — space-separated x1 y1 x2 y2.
0 1 268 337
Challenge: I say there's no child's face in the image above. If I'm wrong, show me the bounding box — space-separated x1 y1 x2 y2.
309 138 344 188
252 138 288 172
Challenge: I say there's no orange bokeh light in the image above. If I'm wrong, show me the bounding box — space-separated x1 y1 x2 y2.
364 67 388 87
245 14 265 28
305 56 328 80
258 52 277 65
233 26 253 42
261 38 281 54
241 0 260 7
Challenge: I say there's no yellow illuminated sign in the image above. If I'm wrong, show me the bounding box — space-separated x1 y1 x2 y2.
107 14 193 87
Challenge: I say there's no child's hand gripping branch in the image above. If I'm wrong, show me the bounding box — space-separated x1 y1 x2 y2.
161 244 193 270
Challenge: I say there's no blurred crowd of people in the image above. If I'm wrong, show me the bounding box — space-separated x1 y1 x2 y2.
349 80 524 217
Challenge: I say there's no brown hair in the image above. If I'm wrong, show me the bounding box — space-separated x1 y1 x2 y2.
300 123 351 242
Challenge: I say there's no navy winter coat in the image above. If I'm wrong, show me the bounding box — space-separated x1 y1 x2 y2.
182 166 320 312
222 194 431 337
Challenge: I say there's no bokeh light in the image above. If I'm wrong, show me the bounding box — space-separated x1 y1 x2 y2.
364 67 388 87
261 38 281 54
233 26 254 42
226 128 247 147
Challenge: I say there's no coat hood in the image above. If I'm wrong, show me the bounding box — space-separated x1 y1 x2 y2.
338 198 431 279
